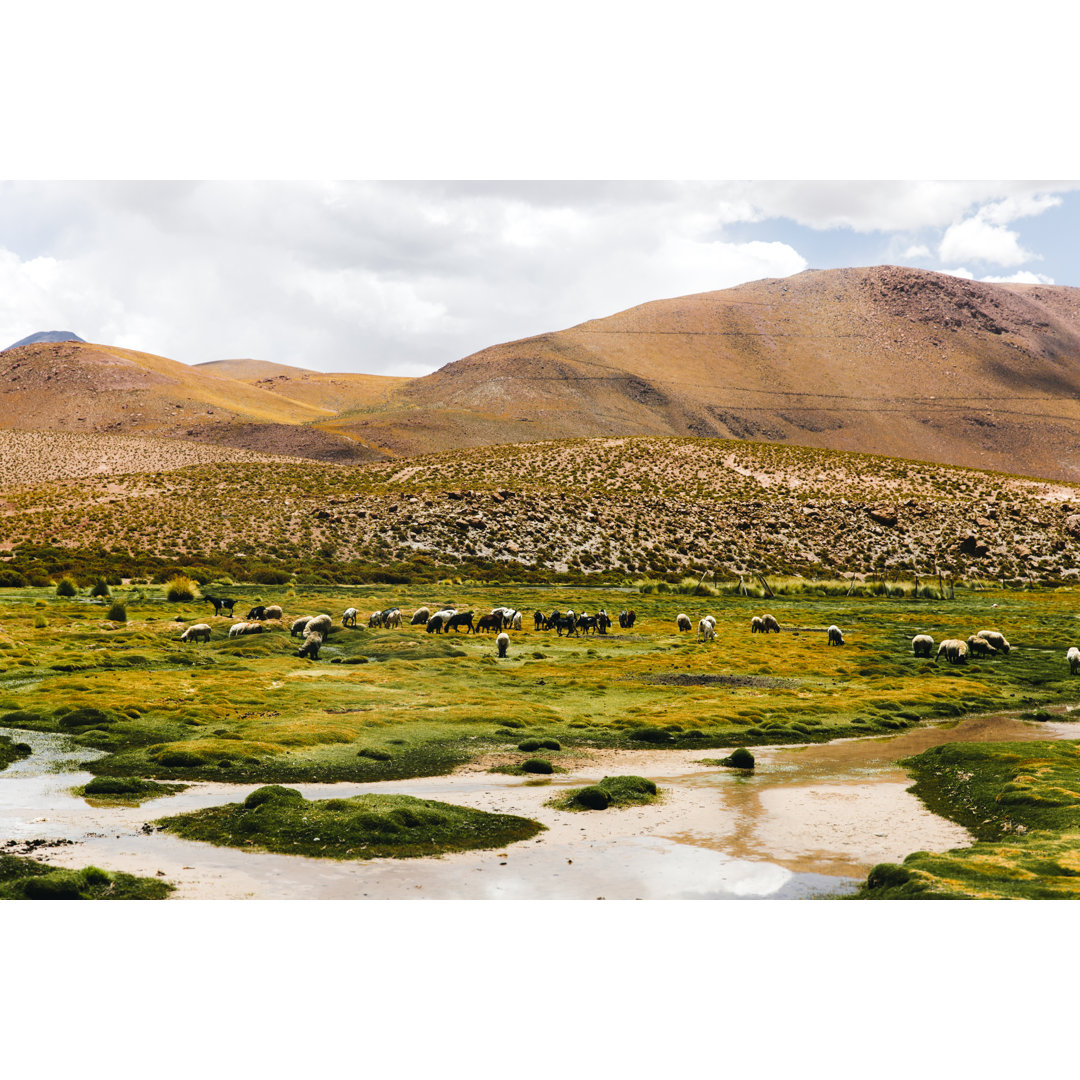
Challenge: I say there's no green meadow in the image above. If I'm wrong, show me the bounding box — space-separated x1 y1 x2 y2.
3 580 1080 892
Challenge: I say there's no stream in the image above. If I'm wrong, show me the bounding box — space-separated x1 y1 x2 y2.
3 709 1078 899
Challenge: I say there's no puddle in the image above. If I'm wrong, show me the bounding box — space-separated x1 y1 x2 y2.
2 709 1077 900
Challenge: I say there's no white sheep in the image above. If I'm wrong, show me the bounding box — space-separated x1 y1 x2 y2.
298 630 325 659
827 625 844 646
976 630 1010 654
384 608 402 628
263 604 283 621
306 613 333 637
511 610 522 631
912 634 934 658
228 621 264 638
697 618 715 642
676 613 692 632
291 616 314 637
936 638 968 664
760 614 781 633
967 634 998 658
180 623 212 643
342 608 358 628
1069 646 1080 675
496 631 510 658
410 607 431 625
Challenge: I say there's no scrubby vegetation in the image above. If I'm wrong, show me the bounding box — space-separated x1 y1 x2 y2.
549 775 661 812
860 740 1080 899
156 786 544 859
1 436 1077 586
0 854 173 899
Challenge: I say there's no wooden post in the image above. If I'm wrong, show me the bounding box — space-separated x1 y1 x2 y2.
757 573 774 599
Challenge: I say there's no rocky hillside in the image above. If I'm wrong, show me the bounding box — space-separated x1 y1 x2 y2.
2 437 1078 584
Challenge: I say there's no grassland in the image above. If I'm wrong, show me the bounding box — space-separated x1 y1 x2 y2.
860 740 1080 899
2 581 1079 792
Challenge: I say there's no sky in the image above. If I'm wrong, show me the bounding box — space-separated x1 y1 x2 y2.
1 180 1077 378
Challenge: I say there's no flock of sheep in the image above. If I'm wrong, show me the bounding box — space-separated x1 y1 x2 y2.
177 599 1080 675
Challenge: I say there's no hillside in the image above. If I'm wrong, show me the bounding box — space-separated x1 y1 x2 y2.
2 437 1077 586
0 341 386 464
331 266 1080 481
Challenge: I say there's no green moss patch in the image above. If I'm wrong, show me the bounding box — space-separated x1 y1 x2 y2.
548 774 661 812
0 855 173 900
155 786 545 859
0 734 32 771
74 776 187 806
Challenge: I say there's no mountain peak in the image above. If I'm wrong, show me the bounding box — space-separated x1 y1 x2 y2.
3 330 86 351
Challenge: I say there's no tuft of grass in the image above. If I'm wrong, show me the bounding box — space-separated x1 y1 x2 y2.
107 601 127 622
0 734 32 771
548 774 661 812
55 577 77 597
156 788 544 859
720 747 755 770
165 575 196 603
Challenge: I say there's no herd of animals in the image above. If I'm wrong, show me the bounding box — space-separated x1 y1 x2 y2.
175 593 1080 673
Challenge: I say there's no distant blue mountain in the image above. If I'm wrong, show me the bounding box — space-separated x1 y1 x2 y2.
3 330 86 351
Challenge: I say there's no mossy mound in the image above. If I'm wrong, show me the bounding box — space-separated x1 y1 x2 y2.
549 774 661 812
76 776 185 804
155 788 544 859
720 748 755 770
0 855 173 900
0 734 32 771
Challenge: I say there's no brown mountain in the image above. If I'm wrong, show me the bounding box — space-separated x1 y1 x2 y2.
330 265 1080 480
0 341 388 463
5 266 1080 479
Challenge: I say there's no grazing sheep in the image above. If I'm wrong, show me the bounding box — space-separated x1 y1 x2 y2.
827 625 844 646
203 595 237 616
263 604 283 621
761 614 781 634
967 634 998 658
410 607 431 626
936 638 968 664
618 610 637 629
976 630 1010 654
475 613 502 633
426 609 456 634
180 623 212 643
297 630 324 659
496 632 510 658
229 621 264 638
534 609 545 630
246 605 267 621
291 616 314 638
676 613 692 632
596 610 612 635
383 608 402 628
369 610 385 628
305 614 333 637
511 611 522 631
751 616 765 634
912 634 935 658
1068 646 1080 675
697 618 715 642
445 611 475 633
342 608 358 628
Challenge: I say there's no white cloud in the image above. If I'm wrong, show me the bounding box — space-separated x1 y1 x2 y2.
939 267 975 279
902 244 932 258
980 271 1055 285
938 217 1035 267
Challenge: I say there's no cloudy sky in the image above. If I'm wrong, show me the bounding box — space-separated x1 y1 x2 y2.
1 180 1077 377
